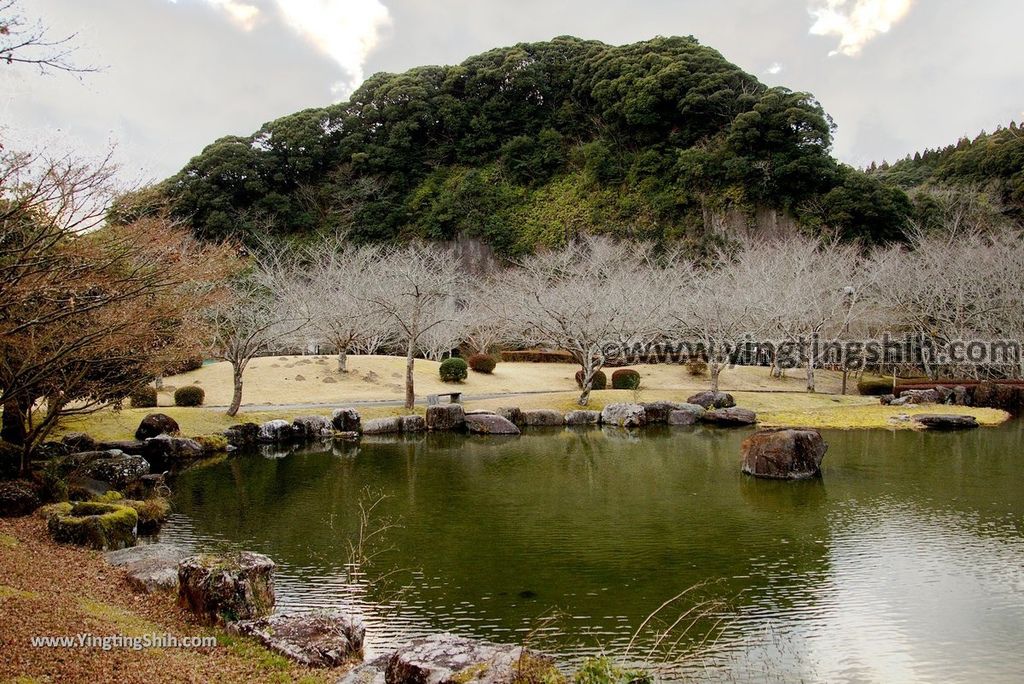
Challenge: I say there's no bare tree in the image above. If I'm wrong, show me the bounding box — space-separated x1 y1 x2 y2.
359 244 467 409
494 237 668 405
0 0 96 75
300 239 392 372
206 250 310 417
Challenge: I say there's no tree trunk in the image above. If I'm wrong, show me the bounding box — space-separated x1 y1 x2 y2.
710 361 721 392
404 338 416 410
337 348 348 373
227 364 244 417
577 364 594 406
806 362 816 393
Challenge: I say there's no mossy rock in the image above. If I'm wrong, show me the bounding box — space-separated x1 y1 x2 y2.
46 501 138 550
194 434 229 454
178 551 276 625
123 497 172 535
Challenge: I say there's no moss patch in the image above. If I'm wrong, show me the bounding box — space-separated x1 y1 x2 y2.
0 533 19 548
78 598 160 636
0 584 41 601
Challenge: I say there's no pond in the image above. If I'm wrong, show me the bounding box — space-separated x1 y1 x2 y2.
161 422 1024 682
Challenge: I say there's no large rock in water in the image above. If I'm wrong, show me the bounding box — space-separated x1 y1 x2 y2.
687 391 736 409
177 552 276 625
292 415 333 440
667 403 706 426
378 634 559 684
426 404 466 431
464 414 521 435
259 419 293 443
331 408 362 433
741 429 827 480
134 413 180 440
401 415 426 433
912 414 980 430
142 435 204 466
640 402 683 424
106 543 190 593
79 454 151 489
224 423 261 448
496 407 524 427
600 403 646 428
701 408 757 426
227 611 365 667
362 417 404 435
564 410 601 426
520 410 564 427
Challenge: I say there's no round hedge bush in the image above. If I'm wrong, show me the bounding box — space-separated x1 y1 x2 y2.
174 385 206 407
857 377 894 396
468 353 497 374
439 358 468 383
611 368 641 390
575 369 608 390
130 386 158 409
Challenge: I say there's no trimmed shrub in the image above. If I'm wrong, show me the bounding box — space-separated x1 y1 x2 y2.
174 385 205 407
439 358 468 383
858 377 894 396
686 357 708 377
500 349 575 363
468 353 497 374
611 368 641 390
575 369 608 390
130 386 158 409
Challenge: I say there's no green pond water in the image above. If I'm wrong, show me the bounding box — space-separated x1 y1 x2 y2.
162 422 1024 682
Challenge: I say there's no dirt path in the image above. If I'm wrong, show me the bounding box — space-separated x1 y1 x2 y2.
0 517 340 683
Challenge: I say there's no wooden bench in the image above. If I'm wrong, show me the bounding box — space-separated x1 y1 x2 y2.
427 392 462 406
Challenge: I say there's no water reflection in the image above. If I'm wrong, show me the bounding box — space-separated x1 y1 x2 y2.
161 422 1024 682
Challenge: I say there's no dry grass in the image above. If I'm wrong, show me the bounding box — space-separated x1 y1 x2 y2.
155 355 845 407
53 356 1009 440
0 516 337 683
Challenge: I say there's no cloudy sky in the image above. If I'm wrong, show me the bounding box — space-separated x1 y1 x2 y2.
4 0 1022 184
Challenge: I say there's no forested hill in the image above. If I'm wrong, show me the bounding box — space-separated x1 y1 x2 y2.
866 123 1024 223
136 36 913 255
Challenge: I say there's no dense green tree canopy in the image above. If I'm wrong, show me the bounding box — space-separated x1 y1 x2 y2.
156 36 912 254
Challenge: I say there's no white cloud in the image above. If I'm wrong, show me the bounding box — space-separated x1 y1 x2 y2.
173 0 391 97
809 0 915 56
765 62 783 75
271 0 392 97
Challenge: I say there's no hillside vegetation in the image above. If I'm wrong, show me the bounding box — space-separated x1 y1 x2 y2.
129 36 913 255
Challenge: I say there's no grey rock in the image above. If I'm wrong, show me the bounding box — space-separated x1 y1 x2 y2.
425 404 466 431
894 389 940 405
912 414 980 430
61 432 97 452
687 391 736 409
383 634 558 684
338 656 388 684
331 408 361 433
292 415 334 440
667 409 699 426
401 415 427 433
224 423 260 448
640 401 684 424
495 407 524 427
952 386 971 406
259 419 294 443
228 611 365 667
177 551 276 625
97 440 147 455
107 543 190 593
520 410 564 427
741 429 827 480
701 407 757 426
600 403 646 428
135 413 180 440
362 417 404 435
465 414 521 435
564 410 601 426
79 454 151 489
143 435 204 465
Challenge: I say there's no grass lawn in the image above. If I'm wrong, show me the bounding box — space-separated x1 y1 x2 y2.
51 355 1010 440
